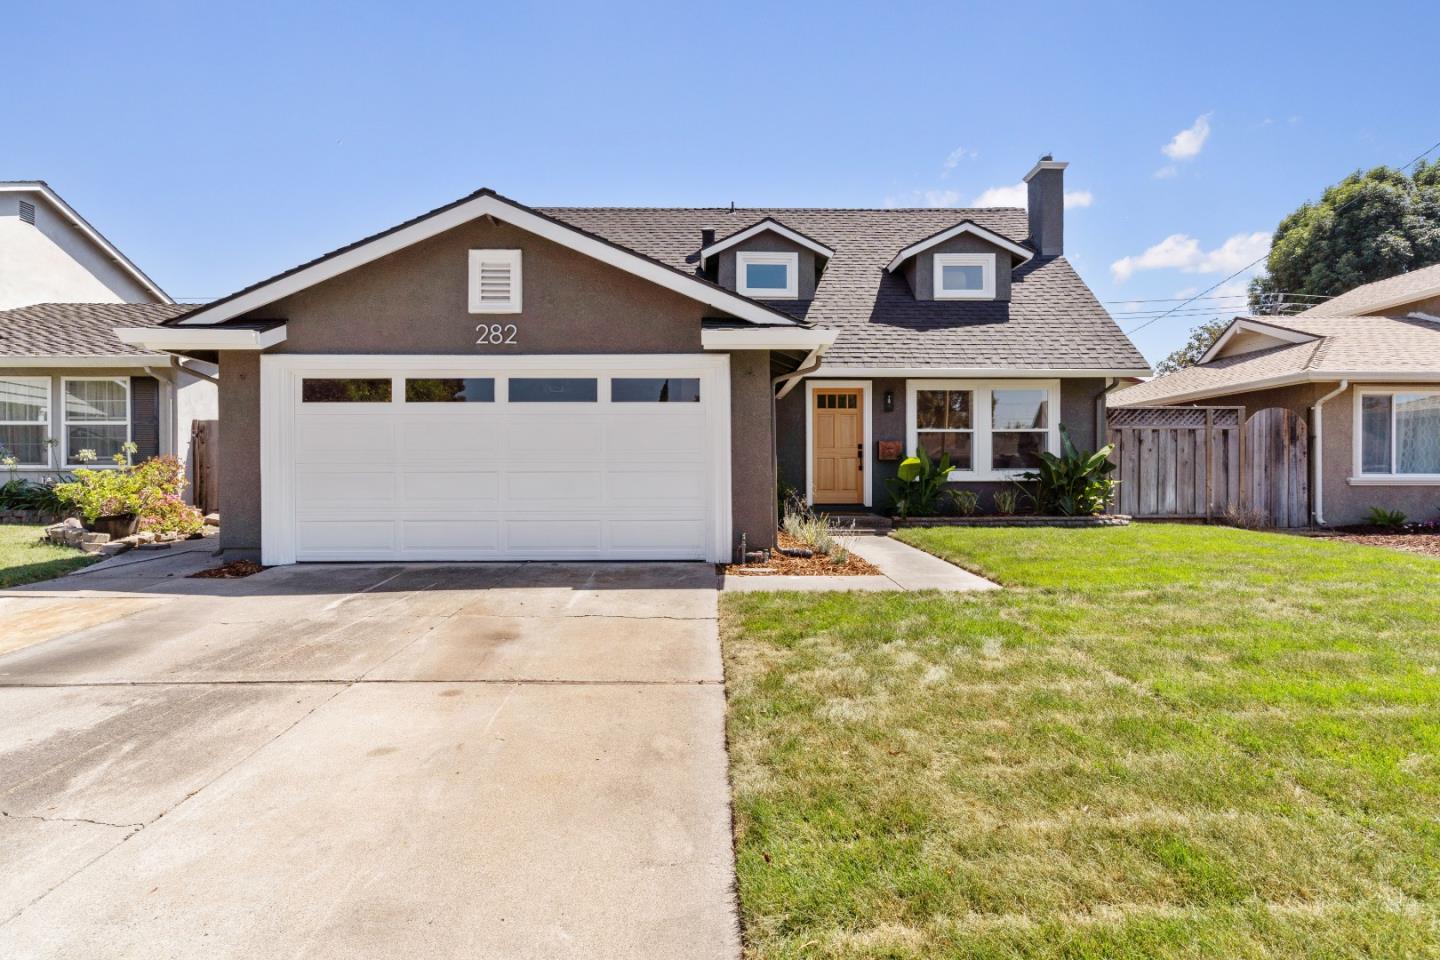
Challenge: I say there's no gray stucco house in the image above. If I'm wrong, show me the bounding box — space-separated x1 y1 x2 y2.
1113 263 1440 527
116 157 1149 563
0 183 217 490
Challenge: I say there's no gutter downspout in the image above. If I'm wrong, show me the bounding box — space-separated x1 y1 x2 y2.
1097 377 1122 445
1310 379 1348 527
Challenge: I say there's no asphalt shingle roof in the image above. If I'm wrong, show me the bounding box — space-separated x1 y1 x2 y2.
0 303 192 358
541 207 1148 371
1299 262 1440 318
1111 313 1440 406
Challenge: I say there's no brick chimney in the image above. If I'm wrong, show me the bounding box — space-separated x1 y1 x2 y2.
1024 155 1068 257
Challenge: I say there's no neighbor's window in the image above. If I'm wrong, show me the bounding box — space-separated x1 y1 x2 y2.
933 253 995 300
1360 390 1440 476
63 378 129 464
611 378 701 403
508 378 598 402
405 378 495 403
0 377 50 466
736 251 799 299
302 378 392 403
990 388 1048 470
914 388 973 470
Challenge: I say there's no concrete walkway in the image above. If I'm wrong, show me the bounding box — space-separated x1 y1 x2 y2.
723 535 998 593
0 557 738 959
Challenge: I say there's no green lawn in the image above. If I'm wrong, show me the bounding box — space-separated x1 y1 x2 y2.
0 524 98 588
721 525 1440 959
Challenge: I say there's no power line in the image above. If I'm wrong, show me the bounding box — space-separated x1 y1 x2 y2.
1123 136 1440 336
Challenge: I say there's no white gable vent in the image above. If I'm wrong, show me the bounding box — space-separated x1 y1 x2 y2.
18 200 36 225
468 249 522 314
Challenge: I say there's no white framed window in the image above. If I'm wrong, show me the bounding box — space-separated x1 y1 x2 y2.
63 377 130 466
468 249 522 314
0 377 51 466
1353 388 1440 482
736 251 799 299
906 379 1060 480
933 253 995 300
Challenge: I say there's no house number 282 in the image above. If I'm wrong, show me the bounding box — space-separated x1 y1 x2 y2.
475 323 518 346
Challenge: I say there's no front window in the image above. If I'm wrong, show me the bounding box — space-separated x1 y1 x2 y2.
914 389 973 470
1359 390 1440 477
64 378 129 465
990 388 1049 470
933 253 996 300
736 252 799 299
0 377 50 466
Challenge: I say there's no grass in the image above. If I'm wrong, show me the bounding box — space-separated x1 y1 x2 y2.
721 525 1440 958
0 524 98 587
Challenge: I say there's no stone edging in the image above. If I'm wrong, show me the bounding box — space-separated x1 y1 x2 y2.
893 515 1131 528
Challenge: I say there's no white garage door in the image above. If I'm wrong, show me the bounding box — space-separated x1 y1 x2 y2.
261 356 731 563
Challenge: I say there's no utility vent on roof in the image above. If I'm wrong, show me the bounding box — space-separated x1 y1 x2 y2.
468 249 522 314
18 200 36 225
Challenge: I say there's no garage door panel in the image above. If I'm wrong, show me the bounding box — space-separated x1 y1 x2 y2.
607 417 707 458
606 468 707 506
401 520 500 552
297 520 396 555
297 417 395 463
609 520 705 550
505 471 604 505
402 471 501 507
297 470 397 512
400 418 501 460
504 419 605 457
507 520 604 551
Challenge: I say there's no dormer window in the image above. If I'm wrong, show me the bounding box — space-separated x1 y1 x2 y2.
737 251 799 299
933 253 995 300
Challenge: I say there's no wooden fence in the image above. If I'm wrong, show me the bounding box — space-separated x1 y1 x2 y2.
190 419 220 515
1243 407 1309 528
1107 406 1244 521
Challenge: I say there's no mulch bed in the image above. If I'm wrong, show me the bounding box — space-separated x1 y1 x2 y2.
1311 531 1440 559
720 531 881 577
189 559 267 579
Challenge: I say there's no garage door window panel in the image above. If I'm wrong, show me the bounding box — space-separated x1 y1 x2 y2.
302 379 393 403
509 378 598 403
405 378 495 403
63 378 129 465
611 378 701 403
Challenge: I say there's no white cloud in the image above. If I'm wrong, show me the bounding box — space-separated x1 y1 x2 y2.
1153 165 1178 180
940 146 978 177
1110 231 1269 283
972 182 1095 209
1162 113 1212 161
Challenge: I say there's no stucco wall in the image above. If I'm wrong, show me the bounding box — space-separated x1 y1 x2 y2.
775 376 1107 512
717 234 818 300
217 217 777 558
0 193 155 309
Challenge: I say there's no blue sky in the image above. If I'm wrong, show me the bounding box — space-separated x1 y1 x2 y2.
8 0 1438 365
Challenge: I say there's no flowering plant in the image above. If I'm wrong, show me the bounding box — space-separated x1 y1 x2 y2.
54 455 204 534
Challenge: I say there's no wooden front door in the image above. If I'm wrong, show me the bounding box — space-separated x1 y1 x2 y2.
812 388 864 504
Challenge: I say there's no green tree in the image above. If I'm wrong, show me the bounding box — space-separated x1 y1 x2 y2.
1156 318 1230 375
1248 160 1440 308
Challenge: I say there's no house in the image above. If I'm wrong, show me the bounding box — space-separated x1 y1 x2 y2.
117 158 1150 563
1111 262 1440 526
0 182 218 489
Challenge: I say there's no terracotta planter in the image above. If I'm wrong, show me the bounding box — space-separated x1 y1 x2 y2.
91 513 139 539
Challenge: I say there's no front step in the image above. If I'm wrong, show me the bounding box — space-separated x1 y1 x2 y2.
822 512 894 536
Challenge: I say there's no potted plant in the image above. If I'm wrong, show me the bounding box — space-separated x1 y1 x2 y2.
55 443 143 538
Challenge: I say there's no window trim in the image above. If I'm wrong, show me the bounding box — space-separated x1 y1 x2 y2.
62 376 131 468
906 379 1060 481
736 251 799 299
468 248 522 314
1351 386 1440 484
0 376 52 466
933 253 996 300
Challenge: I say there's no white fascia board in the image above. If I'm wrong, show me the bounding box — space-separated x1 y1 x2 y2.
0 183 173 304
885 222 1035 273
0 354 171 368
1119 370 1440 407
1199 317 1318 363
699 220 835 266
700 327 837 351
172 194 800 329
115 325 289 351
806 365 1152 379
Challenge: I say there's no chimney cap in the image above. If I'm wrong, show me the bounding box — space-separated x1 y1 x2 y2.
1023 156 1068 182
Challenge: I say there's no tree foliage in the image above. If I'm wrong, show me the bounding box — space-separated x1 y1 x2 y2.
1248 160 1440 307
1156 318 1230 375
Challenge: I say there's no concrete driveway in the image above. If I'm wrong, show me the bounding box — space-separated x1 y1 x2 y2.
0 551 737 959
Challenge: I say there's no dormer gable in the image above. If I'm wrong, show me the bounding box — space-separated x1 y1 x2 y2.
1200 317 1320 362
700 218 833 301
885 221 1033 303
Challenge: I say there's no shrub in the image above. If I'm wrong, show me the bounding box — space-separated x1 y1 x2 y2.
54 469 145 523
993 488 1019 516
0 478 67 515
782 509 837 555
1367 506 1407 531
948 489 979 516
885 446 958 519
1020 426 1118 516
54 455 204 534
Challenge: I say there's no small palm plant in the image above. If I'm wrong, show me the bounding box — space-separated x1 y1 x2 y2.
1020 426 1118 516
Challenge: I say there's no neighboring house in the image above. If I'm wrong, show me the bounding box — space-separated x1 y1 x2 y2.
0 182 217 489
118 158 1149 563
1112 262 1440 526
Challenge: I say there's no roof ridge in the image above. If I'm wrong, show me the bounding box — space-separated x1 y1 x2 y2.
537 205 1026 214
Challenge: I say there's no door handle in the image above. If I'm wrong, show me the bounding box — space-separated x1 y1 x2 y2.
857 442 864 471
